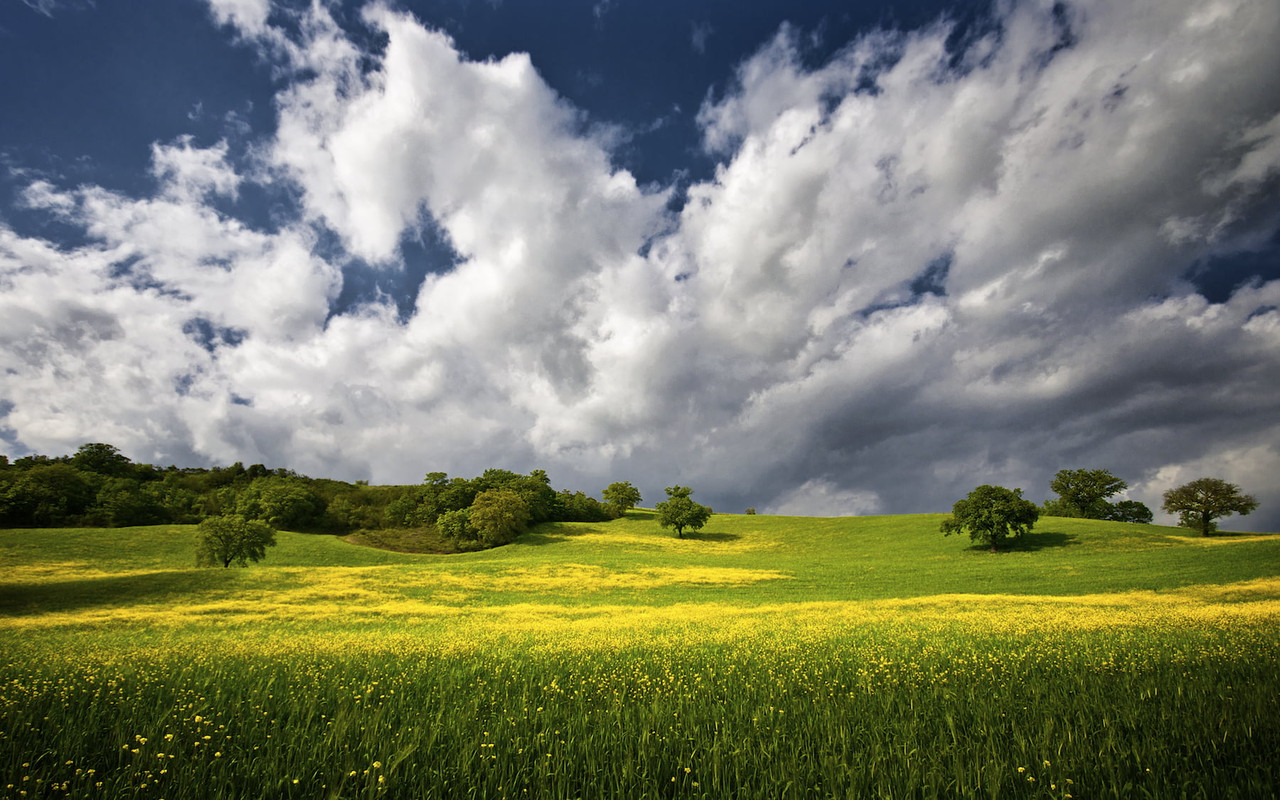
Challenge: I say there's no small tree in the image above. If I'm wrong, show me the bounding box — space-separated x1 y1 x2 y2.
1162 478 1259 537
655 486 712 539
941 485 1039 553
1047 468 1127 519
602 481 643 518
196 514 277 568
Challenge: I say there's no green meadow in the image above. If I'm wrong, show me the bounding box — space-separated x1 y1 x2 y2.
2 513 1279 799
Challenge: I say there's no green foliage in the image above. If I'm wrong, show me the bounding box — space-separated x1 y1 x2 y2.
469 489 532 548
745 507 757 515
1162 477 1259 536
435 508 476 550
941 485 1040 552
655 486 713 538
556 490 614 522
1046 468 1128 519
234 477 326 530
69 442 134 478
1106 499 1153 524
0 443 630 543
1040 497 1084 518
86 478 167 527
194 514 277 568
601 481 642 517
0 463 98 526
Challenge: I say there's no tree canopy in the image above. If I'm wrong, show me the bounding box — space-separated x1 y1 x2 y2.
1046 468 1127 519
195 514 277 568
602 481 643 517
468 489 532 548
1161 478 1259 537
655 486 712 539
941 485 1039 552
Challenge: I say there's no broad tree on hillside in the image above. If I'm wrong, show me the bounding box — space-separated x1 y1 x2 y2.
602 481 642 517
1045 468 1128 519
655 486 712 539
941 485 1039 553
196 514 277 568
1162 478 1259 537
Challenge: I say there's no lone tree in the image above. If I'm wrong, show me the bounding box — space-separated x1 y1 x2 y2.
196 514 277 568
941 485 1040 553
1162 478 1259 537
1046 468 1128 519
602 481 643 518
655 486 712 539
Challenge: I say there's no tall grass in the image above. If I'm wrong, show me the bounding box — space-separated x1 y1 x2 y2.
2 513 1278 798
2 620 1277 799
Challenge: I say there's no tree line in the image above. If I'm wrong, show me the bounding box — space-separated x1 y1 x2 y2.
0 443 646 552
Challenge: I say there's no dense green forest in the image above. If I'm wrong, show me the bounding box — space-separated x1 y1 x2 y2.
0 443 627 551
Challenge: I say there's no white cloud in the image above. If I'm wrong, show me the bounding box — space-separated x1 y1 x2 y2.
765 480 882 517
205 0 272 38
151 137 241 201
3 0 1280 532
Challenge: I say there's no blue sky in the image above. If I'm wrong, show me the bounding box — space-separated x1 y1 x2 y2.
2 0 1279 529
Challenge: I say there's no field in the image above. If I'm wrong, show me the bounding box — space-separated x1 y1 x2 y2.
2 512 1279 799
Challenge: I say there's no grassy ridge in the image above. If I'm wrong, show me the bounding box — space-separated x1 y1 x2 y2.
2 514 1279 799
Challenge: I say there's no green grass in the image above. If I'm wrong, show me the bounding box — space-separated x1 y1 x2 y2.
2 513 1278 799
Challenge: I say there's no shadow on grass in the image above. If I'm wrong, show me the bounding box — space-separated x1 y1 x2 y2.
678 531 742 543
518 531 572 546
0 570 227 616
965 530 1079 553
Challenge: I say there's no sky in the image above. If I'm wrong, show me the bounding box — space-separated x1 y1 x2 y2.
2 0 1279 530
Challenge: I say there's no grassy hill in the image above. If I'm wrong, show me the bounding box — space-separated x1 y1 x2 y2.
2 513 1278 799
3 512 1277 623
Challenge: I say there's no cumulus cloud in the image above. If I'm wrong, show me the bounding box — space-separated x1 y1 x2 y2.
2 0 1279 532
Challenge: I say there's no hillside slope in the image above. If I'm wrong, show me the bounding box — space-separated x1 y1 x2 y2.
2 512 1278 627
